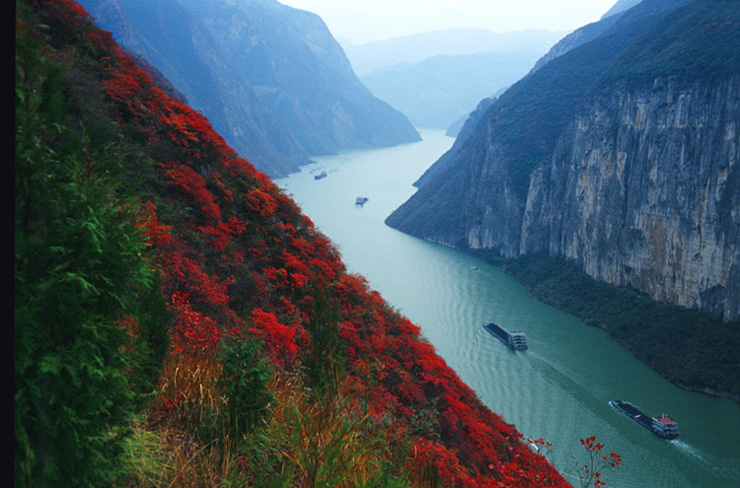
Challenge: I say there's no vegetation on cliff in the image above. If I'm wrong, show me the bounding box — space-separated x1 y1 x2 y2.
77 0 420 178
387 0 739 398
599 0 740 87
14 1 584 486
472 252 740 400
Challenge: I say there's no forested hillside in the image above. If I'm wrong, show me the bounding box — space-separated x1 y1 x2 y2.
15 1 583 486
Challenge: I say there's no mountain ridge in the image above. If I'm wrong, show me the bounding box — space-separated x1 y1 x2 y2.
15 0 572 486
386 0 739 396
78 0 420 177
344 27 565 77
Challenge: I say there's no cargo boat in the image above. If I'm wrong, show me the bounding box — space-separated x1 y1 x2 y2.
483 323 527 350
609 400 679 439
314 171 327 180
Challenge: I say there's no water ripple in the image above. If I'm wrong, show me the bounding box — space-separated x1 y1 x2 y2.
277 130 740 488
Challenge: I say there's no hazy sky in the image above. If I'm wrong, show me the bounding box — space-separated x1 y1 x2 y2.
278 0 621 45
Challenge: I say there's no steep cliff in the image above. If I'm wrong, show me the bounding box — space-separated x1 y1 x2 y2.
387 0 739 320
388 0 689 251
78 0 420 177
524 1 740 320
524 75 739 320
15 1 567 486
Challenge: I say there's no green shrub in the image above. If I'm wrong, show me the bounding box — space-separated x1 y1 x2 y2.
15 16 167 486
217 337 275 440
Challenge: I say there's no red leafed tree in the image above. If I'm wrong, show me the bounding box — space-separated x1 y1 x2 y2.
573 435 622 488
249 308 300 369
17 1 574 486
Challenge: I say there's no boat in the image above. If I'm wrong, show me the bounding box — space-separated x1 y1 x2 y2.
483 323 528 350
355 197 369 205
314 171 327 180
609 400 679 439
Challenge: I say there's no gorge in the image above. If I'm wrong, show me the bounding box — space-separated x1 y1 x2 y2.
77 0 420 177
386 0 739 323
15 0 740 486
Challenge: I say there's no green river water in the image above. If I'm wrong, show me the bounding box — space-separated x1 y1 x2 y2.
276 130 740 487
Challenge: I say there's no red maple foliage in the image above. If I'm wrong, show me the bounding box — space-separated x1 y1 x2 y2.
30 1 573 485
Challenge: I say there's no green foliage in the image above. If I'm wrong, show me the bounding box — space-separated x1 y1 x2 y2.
114 424 175 486
599 0 740 88
127 272 172 403
304 288 346 399
247 385 410 488
15 13 168 487
361 462 413 488
217 336 275 440
490 253 740 398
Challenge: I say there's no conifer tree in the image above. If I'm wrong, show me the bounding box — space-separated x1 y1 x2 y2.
15 14 167 486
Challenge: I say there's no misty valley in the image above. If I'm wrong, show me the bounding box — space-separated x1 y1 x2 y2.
15 1 739 487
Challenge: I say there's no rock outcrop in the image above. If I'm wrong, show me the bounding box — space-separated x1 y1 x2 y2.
78 0 420 177
523 76 740 320
387 0 739 320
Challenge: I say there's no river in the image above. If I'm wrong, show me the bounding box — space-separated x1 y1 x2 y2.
276 130 740 488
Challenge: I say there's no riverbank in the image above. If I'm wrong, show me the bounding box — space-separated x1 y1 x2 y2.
277 131 740 487
467 251 740 403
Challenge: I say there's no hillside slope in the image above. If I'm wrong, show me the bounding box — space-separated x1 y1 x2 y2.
78 0 420 177
15 1 573 486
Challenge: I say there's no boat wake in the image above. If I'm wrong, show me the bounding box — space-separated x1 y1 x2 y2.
670 439 740 481
670 439 705 462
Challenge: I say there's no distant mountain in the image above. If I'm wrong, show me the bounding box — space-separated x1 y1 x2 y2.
343 28 565 77
78 0 419 177
602 0 643 19
361 51 542 129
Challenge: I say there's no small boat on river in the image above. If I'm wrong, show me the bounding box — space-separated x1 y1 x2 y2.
355 197 369 205
314 171 327 180
609 400 679 439
483 323 528 350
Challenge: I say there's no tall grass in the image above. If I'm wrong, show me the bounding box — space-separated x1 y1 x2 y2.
117 351 444 487
157 351 225 426
244 374 397 487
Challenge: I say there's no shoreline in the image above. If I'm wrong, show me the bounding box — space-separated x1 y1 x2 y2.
462 249 740 404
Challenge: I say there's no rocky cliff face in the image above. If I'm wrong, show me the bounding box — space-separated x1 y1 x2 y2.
178 0 420 155
523 76 740 320
79 0 312 177
78 0 419 177
387 0 740 320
